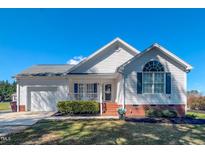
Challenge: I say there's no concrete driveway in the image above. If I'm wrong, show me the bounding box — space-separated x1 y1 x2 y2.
0 112 54 136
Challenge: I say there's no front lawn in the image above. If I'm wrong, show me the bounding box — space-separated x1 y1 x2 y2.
1 119 205 145
0 102 11 111
187 111 205 119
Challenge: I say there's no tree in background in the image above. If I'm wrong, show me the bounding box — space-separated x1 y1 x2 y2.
0 80 16 102
187 90 202 97
187 90 205 110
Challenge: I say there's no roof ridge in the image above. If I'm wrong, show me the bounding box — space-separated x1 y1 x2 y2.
35 64 75 66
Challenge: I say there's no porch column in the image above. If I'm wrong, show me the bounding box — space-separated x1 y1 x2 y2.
122 73 125 109
99 83 103 115
16 83 20 112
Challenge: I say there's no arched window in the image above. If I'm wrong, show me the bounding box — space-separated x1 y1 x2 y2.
143 60 164 72
142 60 165 94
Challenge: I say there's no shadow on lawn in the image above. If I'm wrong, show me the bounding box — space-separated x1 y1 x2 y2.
1 119 205 145
125 117 205 124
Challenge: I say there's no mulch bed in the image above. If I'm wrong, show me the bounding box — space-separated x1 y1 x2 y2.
125 117 205 124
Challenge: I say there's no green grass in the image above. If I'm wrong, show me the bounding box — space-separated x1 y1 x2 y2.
0 102 11 111
186 111 205 119
1 119 205 145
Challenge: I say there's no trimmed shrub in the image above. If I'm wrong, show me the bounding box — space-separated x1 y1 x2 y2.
161 109 177 118
145 108 177 118
57 101 69 113
57 100 100 115
145 108 162 117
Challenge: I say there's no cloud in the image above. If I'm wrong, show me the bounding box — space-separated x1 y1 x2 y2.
67 56 86 65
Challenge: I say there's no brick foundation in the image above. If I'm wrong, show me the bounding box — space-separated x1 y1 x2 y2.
19 105 25 112
102 103 185 117
125 104 185 117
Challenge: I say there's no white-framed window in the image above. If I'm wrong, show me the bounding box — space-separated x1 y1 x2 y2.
73 83 98 100
78 83 84 94
154 72 164 93
143 73 153 93
142 60 165 94
87 83 97 93
143 72 165 94
74 83 97 94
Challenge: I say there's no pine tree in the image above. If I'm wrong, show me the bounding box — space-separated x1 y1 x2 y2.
0 80 16 102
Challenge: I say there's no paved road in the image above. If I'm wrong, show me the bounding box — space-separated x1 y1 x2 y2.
0 112 54 136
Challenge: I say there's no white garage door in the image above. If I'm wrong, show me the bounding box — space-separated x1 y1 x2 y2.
31 90 57 112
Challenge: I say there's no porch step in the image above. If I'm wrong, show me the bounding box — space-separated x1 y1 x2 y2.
103 110 118 114
103 110 118 115
102 103 119 116
102 113 118 116
105 111 117 113
104 109 117 111
103 105 119 108
103 111 118 113
104 107 118 109
104 104 118 106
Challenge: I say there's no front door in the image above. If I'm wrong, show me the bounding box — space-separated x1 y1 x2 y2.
103 83 112 101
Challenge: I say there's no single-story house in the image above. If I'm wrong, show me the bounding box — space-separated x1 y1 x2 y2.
15 38 192 117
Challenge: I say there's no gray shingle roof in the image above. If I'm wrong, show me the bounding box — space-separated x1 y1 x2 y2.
16 64 75 77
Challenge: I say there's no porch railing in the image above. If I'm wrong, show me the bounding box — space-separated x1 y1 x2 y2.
68 93 100 101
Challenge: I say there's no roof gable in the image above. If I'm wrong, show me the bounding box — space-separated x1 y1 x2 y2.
145 43 193 70
118 43 193 73
68 37 140 74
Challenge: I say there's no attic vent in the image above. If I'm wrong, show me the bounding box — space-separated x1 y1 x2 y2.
115 46 121 52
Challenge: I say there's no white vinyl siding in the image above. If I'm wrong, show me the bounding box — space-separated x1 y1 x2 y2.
71 44 134 74
123 48 187 105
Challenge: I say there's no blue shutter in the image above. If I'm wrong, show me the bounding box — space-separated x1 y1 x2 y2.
137 73 142 94
166 73 171 94
74 83 78 93
94 83 97 93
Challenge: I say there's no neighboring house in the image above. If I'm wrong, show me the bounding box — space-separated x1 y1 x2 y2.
15 38 192 117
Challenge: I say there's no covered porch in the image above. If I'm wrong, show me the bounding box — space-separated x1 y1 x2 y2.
67 73 123 115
